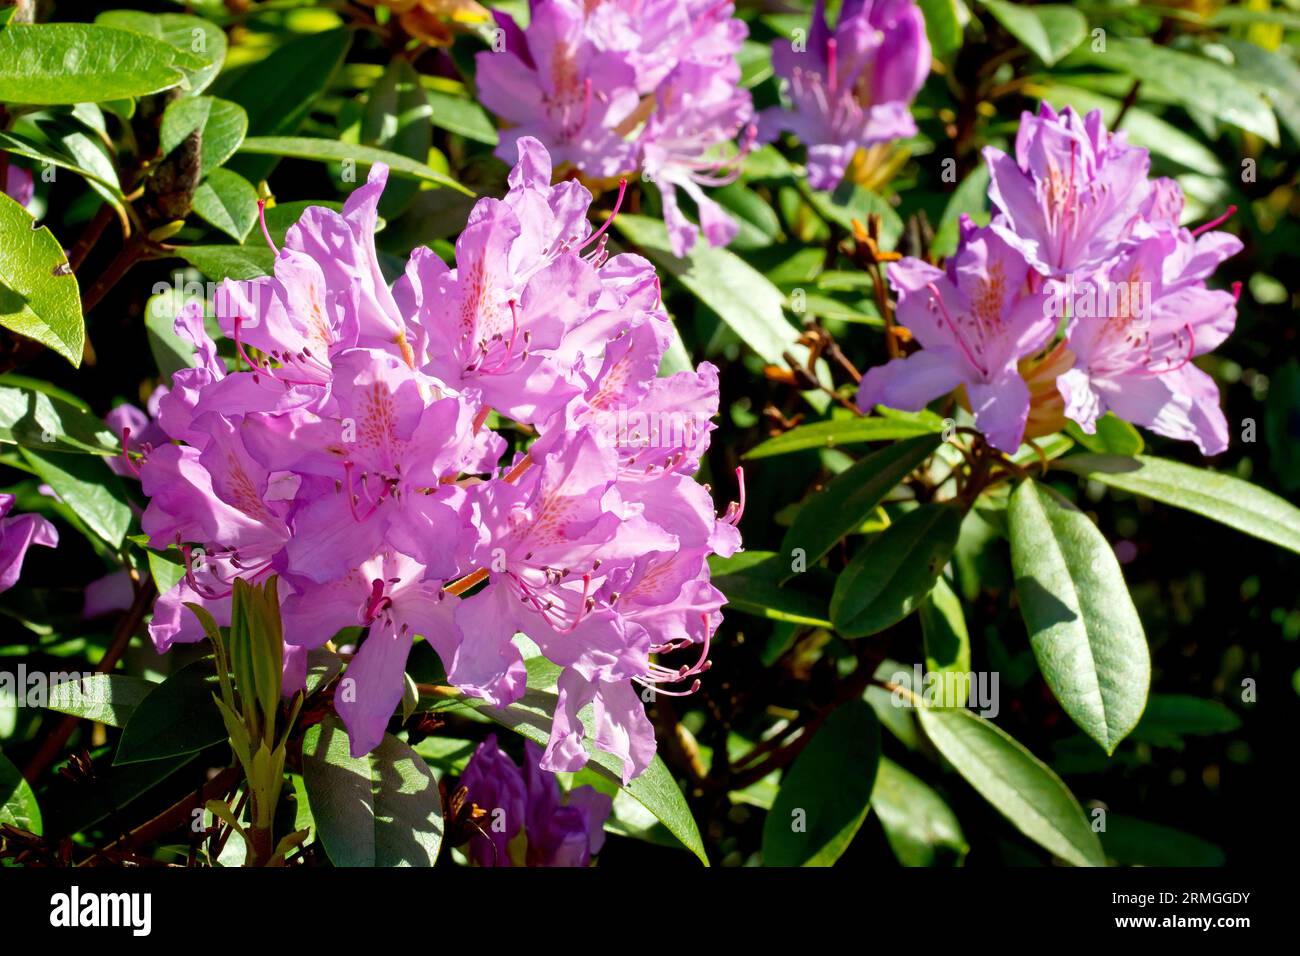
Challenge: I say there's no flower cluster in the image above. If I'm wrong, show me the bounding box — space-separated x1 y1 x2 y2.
0 494 57 593
759 0 931 192
131 137 740 780
475 0 754 258
459 734 612 866
859 104 1242 455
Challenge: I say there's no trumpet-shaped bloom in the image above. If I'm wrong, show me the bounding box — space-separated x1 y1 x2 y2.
760 0 931 191
858 217 1055 452
984 104 1152 277
1053 224 1242 455
460 735 611 867
0 494 57 593
475 0 753 257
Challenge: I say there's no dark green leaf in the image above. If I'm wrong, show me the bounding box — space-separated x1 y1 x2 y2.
237 136 469 195
831 504 964 638
1008 479 1149 753
781 434 941 577
1064 413 1143 456
871 756 967 866
95 11 226 97
709 551 832 628
115 659 227 765
1100 814 1224 867
1129 694 1241 747
1055 454 1300 556
917 704 1106 866
301 716 444 867
160 96 249 177
762 700 881 866
921 576 971 706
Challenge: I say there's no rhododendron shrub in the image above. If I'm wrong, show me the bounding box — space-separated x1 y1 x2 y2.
1 0 1294 881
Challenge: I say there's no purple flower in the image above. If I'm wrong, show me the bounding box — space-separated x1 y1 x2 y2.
460 735 611 867
134 138 739 773
3 163 33 208
760 0 931 191
475 0 754 257
0 494 57 592
1053 219 1242 455
858 217 1055 452
983 104 1152 277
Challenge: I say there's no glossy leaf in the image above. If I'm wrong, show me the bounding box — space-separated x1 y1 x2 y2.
301 716 444 867
0 23 188 104
1008 479 1149 753
871 756 967 866
709 551 832 628
917 704 1106 866
46 674 157 728
831 504 964 638
762 700 881 866
745 412 944 459
0 748 41 835
920 576 972 707
95 10 226 96
191 168 259 242
982 1 1086 66
19 448 132 548
0 192 84 366
780 433 942 576
0 375 118 454
237 136 469 195
115 659 227 765
1056 454 1300 556
160 96 249 177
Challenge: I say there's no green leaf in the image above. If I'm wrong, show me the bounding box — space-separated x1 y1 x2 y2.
173 244 274 281
465 688 709 865
917 704 1106 866
19 448 132 548
745 413 944 459
1064 413 1143 456
146 549 185 596
301 716 444 867
236 136 469 195
709 551 832 628
1055 454 1300 556
1099 815 1224 867
115 659 227 765
426 89 499 144
1008 479 1149 753
613 214 798 366
95 11 227 97
191 168 259 242
780 434 942 575
1220 38 1300 146
362 59 434 215
0 748 41 835
0 192 84 366
918 0 964 59
920 576 971 706
1129 694 1241 747
805 182 904 248
46 674 157 728
1066 37 1279 145
981 1 1086 66
218 29 352 181
0 374 118 454
0 24 188 105
870 756 968 866
831 504 964 638
160 96 249 178
762 700 880 866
